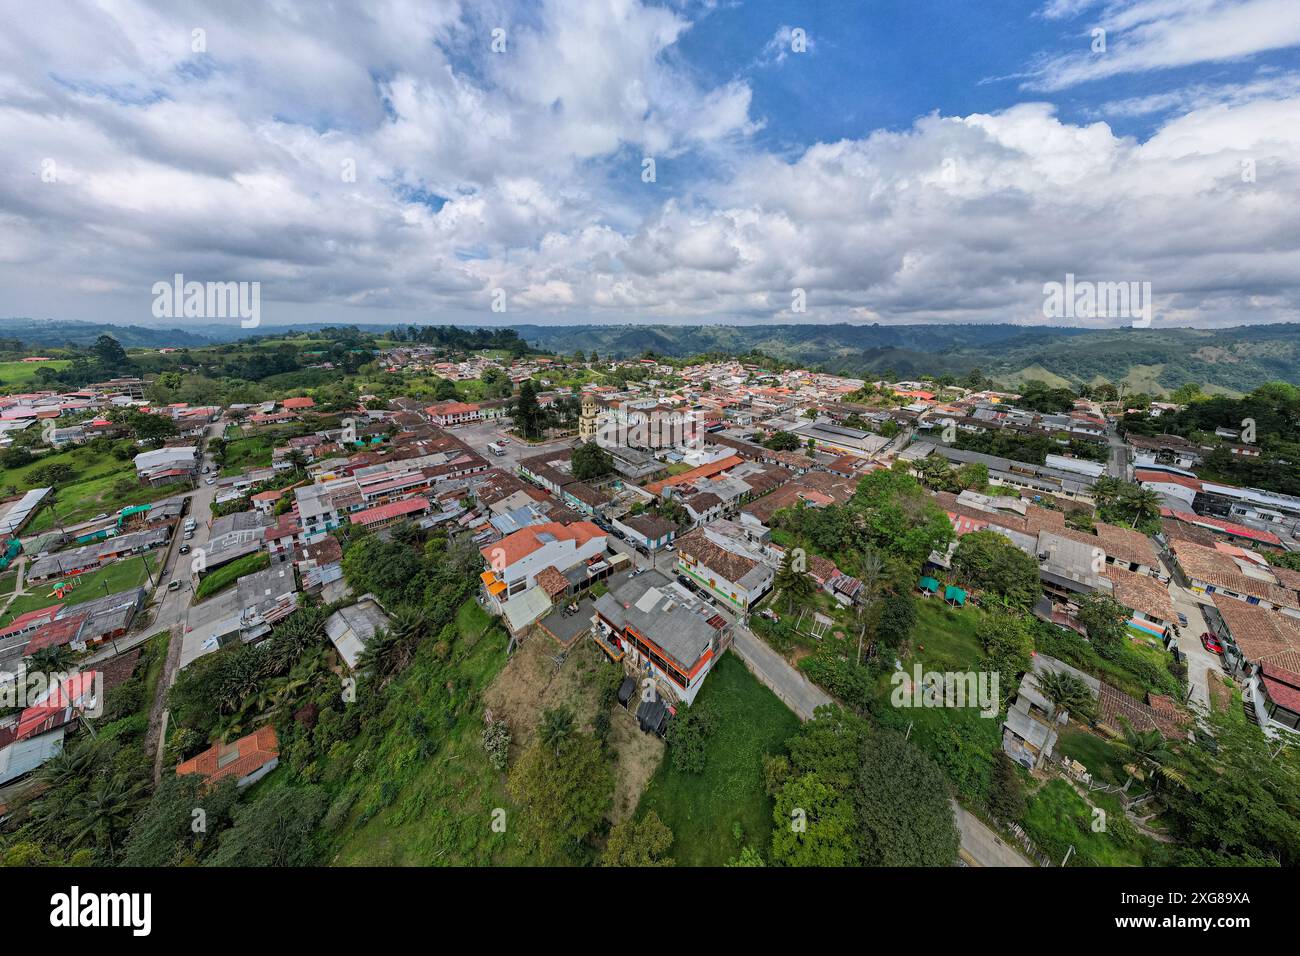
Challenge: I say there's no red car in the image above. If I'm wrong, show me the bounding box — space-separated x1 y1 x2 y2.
1200 631 1224 655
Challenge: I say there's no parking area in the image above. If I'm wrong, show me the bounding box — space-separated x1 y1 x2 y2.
448 418 576 470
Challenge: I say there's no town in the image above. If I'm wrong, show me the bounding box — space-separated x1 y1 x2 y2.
0 330 1296 871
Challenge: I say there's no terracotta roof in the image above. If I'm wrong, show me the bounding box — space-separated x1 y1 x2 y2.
535 566 570 599
1097 683 1189 740
675 527 761 584
1093 522 1159 568
1103 567 1174 623
1212 594 1300 672
176 726 279 786
479 520 604 568
349 496 429 527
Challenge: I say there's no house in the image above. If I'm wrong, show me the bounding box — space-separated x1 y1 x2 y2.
478 521 607 604
177 726 280 788
324 596 390 671
612 514 678 552
1002 655 1099 769
592 569 733 705
1170 540 1300 619
280 396 315 411
134 446 198 486
0 670 102 785
348 496 430 530
1208 595 1300 736
1104 566 1175 639
674 524 775 611
425 401 482 426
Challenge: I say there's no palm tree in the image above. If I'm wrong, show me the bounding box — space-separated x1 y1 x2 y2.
1123 486 1163 527
1032 670 1096 767
37 741 97 790
1116 724 1186 793
539 706 574 757
855 549 886 665
67 774 147 860
27 644 74 673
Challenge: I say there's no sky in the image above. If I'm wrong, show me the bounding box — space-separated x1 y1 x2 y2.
2 0 1300 330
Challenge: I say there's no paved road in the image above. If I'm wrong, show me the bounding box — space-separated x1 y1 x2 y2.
1105 426 1130 479
730 625 832 721
953 801 1033 867
1159 556 1222 711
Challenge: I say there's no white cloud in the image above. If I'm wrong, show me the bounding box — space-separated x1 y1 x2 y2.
0 0 1298 329
1023 0 1300 91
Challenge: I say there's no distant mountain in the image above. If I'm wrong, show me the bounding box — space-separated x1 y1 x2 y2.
513 322 1300 395
4 317 1297 396
0 318 215 348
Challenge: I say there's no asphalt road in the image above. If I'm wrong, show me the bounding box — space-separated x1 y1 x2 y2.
953 801 1033 867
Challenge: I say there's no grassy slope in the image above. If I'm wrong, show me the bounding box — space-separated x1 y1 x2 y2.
636 653 800 866
330 601 522 866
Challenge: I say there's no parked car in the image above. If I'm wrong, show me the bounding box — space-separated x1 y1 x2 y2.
184 530 194 540
93 513 109 521
1201 631 1224 654
205 477 216 485
664 543 675 552
1176 612 1189 628
676 574 697 593
168 580 182 592
179 545 191 554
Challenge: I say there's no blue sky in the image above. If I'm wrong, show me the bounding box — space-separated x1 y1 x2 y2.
2 0 1300 329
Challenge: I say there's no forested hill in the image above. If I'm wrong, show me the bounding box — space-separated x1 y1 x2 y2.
514 323 1300 396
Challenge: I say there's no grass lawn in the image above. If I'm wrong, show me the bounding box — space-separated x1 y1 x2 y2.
1055 725 1151 795
0 359 70 391
26 475 188 534
195 552 269 600
909 598 985 671
0 554 153 627
636 654 800 866
1022 778 1156 867
218 435 276 475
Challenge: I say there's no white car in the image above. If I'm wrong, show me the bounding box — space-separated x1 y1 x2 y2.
205 477 216 485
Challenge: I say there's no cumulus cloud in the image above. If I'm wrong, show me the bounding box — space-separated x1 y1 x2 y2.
0 0 1298 328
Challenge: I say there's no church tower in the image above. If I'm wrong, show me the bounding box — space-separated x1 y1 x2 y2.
578 393 599 441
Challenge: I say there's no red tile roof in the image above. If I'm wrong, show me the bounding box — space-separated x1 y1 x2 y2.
349 496 429 527
176 726 279 786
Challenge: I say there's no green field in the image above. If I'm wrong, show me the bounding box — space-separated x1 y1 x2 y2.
0 359 71 391
635 654 800 866
0 554 153 628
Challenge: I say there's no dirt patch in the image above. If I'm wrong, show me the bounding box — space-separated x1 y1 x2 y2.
608 705 664 823
483 628 663 823
1207 669 1233 712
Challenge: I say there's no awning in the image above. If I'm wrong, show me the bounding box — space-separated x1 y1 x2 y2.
480 570 497 584
944 585 968 605
488 580 507 596
918 576 939 593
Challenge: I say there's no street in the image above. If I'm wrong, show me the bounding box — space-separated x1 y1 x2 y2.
1159 555 1222 711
